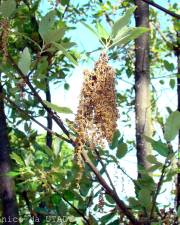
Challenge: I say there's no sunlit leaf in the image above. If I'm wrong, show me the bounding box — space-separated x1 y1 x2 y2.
111 6 136 37
10 152 25 166
43 100 73 114
18 47 31 74
109 27 148 48
39 10 56 40
53 42 78 66
164 111 180 141
144 136 169 157
0 0 16 17
96 22 110 40
6 171 20 177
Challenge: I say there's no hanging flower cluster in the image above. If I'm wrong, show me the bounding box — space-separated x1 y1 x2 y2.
75 52 119 165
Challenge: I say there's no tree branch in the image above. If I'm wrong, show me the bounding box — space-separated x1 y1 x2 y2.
5 96 71 144
49 185 90 225
141 0 180 19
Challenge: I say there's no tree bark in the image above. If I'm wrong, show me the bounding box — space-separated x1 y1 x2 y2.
176 30 180 210
0 79 19 225
134 0 152 177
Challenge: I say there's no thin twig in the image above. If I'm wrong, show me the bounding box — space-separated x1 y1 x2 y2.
5 96 71 144
94 148 117 193
150 149 172 218
49 185 90 225
141 0 180 19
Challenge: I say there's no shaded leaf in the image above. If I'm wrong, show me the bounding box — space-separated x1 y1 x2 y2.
164 60 174 71
116 143 127 159
43 100 73 114
43 28 66 43
138 189 151 209
109 130 120 149
169 79 175 89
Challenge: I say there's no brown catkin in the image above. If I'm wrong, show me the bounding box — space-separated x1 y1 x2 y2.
75 52 119 165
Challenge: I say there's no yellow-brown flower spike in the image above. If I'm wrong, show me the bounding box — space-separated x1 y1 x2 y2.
75 52 119 164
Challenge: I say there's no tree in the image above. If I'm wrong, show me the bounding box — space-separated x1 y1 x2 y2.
0 0 179 224
134 0 152 176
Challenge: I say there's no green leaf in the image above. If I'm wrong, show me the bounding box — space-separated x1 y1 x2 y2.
107 219 119 225
39 10 56 40
169 79 175 89
116 143 127 159
96 22 109 40
111 6 136 37
43 28 66 44
146 155 160 164
0 0 16 17
6 171 20 177
177 206 180 217
10 152 25 166
164 60 174 71
109 130 120 149
61 0 70 6
100 213 115 224
53 42 78 66
164 111 180 141
43 100 73 114
81 22 99 39
110 27 148 48
138 189 151 209
148 164 162 172
144 136 169 157
18 47 31 74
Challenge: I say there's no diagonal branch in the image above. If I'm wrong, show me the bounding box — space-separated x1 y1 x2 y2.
5 96 71 144
49 184 90 225
141 0 180 19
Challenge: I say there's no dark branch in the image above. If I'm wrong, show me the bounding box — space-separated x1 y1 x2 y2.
141 0 180 19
